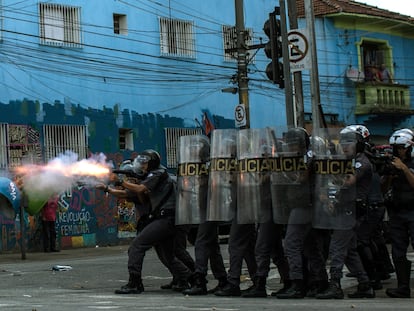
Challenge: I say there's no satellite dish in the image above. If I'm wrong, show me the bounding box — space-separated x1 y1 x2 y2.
346 68 365 82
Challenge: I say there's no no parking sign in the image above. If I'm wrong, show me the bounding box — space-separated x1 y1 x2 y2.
288 29 311 72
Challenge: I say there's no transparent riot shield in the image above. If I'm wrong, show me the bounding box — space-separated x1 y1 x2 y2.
176 135 210 225
206 129 237 222
271 127 312 225
312 128 356 230
236 128 273 224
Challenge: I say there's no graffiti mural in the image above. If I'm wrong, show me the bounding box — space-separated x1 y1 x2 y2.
117 199 137 238
56 185 118 249
0 99 234 252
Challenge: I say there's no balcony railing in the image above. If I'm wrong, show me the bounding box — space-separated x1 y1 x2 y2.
355 83 411 115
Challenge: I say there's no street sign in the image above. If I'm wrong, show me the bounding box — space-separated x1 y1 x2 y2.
288 29 311 72
234 104 246 128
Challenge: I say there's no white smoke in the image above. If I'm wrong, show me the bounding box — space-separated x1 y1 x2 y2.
21 151 112 198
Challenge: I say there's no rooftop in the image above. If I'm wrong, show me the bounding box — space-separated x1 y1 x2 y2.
296 0 414 24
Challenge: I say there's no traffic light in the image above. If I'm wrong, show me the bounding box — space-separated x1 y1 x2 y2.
263 9 284 88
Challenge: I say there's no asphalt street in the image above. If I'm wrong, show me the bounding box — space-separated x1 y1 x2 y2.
0 244 413 310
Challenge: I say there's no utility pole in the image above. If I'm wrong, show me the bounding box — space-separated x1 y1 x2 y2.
305 0 325 130
235 0 250 129
279 0 295 128
287 1 305 128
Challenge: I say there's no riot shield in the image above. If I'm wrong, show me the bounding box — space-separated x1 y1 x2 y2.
236 128 273 224
311 128 356 230
271 127 312 225
206 129 237 222
176 135 210 225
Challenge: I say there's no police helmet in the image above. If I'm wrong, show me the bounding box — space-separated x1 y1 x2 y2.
0 177 21 219
389 129 413 159
189 136 210 162
389 129 413 148
284 127 310 150
310 136 329 155
343 125 370 142
134 149 161 172
339 127 365 153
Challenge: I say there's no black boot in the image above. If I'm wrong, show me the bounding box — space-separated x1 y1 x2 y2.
348 281 375 298
182 273 207 296
276 279 305 299
115 274 144 294
386 260 411 298
315 280 344 299
306 280 329 297
271 279 292 296
242 276 267 298
207 277 227 294
214 283 241 297
172 279 190 292
160 278 176 290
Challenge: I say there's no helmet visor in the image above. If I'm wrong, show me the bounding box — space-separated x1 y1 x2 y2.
135 155 151 164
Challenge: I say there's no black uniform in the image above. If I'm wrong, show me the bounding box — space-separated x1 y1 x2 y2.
353 169 387 288
116 167 192 294
385 159 414 298
275 151 320 299
213 221 257 297
241 220 289 298
316 152 374 299
182 221 228 295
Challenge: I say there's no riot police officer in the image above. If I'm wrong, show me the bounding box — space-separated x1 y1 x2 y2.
338 125 385 292
179 133 229 296
313 127 374 299
275 127 327 299
384 129 414 298
100 150 193 294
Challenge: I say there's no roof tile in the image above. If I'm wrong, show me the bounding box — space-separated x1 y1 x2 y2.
296 0 414 23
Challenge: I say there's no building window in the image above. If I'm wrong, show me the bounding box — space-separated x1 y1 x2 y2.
113 14 127 35
43 125 88 161
39 2 82 47
357 38 393 82
222 25 254 62
119 129 134 151
159 17 195 58
164 128 203 169
0 124 42 170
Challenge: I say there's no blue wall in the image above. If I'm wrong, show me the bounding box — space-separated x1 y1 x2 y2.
1 0 413 251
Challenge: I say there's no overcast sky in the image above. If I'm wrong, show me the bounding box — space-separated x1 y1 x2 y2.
360 0 414 17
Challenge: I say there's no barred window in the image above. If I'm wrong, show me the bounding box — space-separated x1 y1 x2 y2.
159 17 195 58
0 124 42 170
222 25 254 62
43 125 88 161
39 2 82 47
164 128 203 169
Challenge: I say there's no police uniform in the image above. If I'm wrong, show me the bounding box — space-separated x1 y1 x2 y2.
241 220 288 298
385 159 414 298
213 221 257 297
161 223 196 290
353 169 387 289
115 166 192 294
316 149 374 299
182 221 228 295
278 154 331 298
